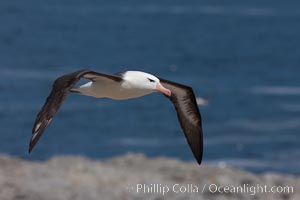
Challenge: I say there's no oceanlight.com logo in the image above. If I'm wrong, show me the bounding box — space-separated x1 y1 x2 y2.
126 183 294 196
207 183 294 196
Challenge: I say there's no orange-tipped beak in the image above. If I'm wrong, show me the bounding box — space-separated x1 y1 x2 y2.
156 83 171 96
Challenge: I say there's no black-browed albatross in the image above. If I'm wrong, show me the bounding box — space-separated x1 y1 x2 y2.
29 69 203 164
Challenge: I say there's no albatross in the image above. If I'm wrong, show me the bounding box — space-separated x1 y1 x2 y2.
29 69 203 164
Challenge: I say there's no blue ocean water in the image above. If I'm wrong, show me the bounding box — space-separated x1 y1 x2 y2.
0 0 299 174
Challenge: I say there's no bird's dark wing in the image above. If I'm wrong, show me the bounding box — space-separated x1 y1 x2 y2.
29 69 122 153
160 78 203 165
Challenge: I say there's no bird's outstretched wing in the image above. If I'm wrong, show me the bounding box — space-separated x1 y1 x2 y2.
160 78 203 164
29 69 122 153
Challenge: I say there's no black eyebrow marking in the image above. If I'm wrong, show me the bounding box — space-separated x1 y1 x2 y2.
147 78 155 82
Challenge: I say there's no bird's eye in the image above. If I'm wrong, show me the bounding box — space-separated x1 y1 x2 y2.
147 78 155 83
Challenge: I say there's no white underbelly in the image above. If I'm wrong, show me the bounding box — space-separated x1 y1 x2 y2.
77 81 155 100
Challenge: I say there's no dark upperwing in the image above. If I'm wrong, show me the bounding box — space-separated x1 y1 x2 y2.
160 78 203 164
29 69 122 153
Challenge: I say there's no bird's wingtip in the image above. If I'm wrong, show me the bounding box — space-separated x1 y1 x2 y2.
28 138 34 153
28 131 39 154
195 157 202 165
195 152 203 165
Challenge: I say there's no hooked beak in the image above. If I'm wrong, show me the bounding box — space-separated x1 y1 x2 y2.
156 83 171 96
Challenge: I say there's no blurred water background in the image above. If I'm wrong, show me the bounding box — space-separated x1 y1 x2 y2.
0 0 299 174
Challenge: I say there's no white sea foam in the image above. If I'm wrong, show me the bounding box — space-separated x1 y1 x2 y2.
205 134 298 147
279 103 300 112
251 86 300 95
119 5 276 16
108 137 185 147
227 118 300 132
42 4 278 17
207 158 300 170
196 97 208 106
264 150 300 160
207 159 270 168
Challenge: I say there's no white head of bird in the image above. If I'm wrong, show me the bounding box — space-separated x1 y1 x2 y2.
122 71 171 96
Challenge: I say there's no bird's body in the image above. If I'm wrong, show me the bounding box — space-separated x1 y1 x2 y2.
29 69 203 165
73 71 158 100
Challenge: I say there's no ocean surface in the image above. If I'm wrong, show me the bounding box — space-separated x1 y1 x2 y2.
0 0 299 174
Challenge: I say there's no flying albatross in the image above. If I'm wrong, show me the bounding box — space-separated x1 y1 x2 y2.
29 69 203 164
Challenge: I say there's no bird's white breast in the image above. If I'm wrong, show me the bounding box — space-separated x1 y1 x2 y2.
78 80 155 100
